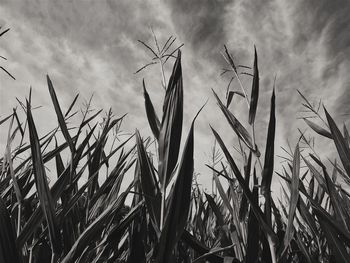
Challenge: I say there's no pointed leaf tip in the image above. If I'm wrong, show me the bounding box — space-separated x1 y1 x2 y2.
249 45 259 125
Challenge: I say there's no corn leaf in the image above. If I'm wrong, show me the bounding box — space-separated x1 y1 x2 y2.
315 209 350 263
281 144 300 255
246 186 259 263
64 93 79 117
295 231 313 263
127 215 146 263
61 186 131 263
156 113 195 262
239 151 252 221
303 118 332 139
47 75 75 153
27 101 62 255
213 170 234 217
158 50 183 186
54 138 65 179
344 124 350 147
136 130 161 228
143 80 160 140
211 127 277 242
181 230 223 263
212 89 258 155
226 91 244 108
324 107 350 179
248 46 259 125
261 89 276 226
0 197 22 263
102 201 144 246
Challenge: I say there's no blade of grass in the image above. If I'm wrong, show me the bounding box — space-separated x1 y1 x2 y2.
226 91 244 108
136 130 161 229
65 93 79 117
27 100 62 255
303 118 332 139
212 89 258 156
158 50 183 187
248 46 259 125
324 107 350 179
239 151 252 221
280 144 300 257
47 75 75 153
261 88 276 227
143 80 160 140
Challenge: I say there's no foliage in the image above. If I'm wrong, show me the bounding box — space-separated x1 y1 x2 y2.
1 34 350 263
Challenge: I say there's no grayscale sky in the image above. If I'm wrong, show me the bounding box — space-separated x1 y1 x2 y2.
1 0 349 192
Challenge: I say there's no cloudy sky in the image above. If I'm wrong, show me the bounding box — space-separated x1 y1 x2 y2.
1 0 349 192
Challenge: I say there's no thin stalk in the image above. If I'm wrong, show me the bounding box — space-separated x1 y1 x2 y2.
252 124 263 170
151 27 167 90
51 252 58 263
237 137 245 162
234 71 250 108
159 60 167 90
17 203 21 236
29 242 34 263
212 139 217 196
267 235 277 263
160 183 166 231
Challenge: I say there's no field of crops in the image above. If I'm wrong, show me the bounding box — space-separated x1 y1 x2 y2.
1 33 350 263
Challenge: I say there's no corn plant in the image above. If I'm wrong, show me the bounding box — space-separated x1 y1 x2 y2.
0 76 137 262
0 33 350 263
207 46 350 263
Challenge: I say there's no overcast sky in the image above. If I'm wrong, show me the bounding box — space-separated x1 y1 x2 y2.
1 0 349 192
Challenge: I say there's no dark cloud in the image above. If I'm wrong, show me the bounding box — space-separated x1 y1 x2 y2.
166 0 231 63
293 0 350 57
291 0 350 120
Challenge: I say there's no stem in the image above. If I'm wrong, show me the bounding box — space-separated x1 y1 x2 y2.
237 137 245 162
212 140 217 196
159 54 167 230
267 235 277 263
233 70 250 108
252 123 263 170
160 184 166 231
17 203 21 236
29 246 33 263
159 59 167 90
51 252 57 263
